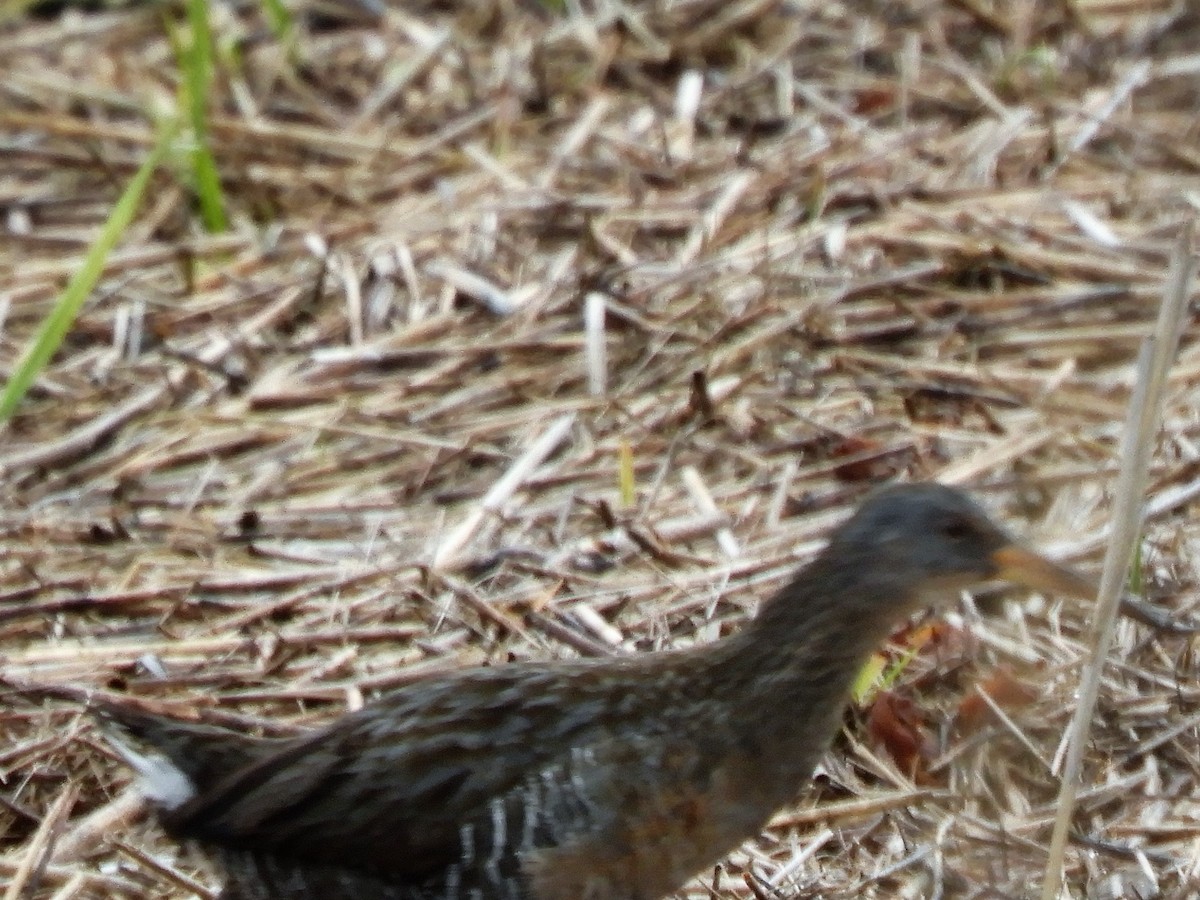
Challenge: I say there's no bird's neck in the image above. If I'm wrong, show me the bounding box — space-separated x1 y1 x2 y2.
700 554 918 781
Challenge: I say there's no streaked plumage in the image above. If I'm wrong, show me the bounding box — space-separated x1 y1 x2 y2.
98 483 1094 900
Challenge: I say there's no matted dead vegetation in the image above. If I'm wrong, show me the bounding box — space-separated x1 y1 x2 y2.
2 0 1200 897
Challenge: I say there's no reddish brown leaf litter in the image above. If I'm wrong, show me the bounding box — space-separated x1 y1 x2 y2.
867 690 937 782
956 666 1042 736
3 1 1200 897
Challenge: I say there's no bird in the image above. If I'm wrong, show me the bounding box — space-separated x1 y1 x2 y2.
95 482 1094 900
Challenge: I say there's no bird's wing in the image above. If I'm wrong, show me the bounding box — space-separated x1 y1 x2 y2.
164 662 628 881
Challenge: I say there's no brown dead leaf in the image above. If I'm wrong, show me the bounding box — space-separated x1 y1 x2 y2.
956 667 1041 734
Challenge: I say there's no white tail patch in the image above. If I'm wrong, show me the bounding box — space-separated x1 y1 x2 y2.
104 731 196 810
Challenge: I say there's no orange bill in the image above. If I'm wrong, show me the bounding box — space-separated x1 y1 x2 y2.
991 544 1096 600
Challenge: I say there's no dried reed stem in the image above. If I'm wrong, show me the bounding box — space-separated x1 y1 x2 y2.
1040 223 1195 899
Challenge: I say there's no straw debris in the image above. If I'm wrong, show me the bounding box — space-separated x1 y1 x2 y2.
2 1 1200 897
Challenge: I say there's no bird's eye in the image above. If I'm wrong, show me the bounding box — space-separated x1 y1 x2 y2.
942 519 972 540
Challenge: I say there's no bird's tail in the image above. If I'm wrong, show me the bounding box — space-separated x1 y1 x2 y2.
92 701 287 810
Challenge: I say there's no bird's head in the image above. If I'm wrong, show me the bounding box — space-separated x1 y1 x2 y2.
827 482 1094 602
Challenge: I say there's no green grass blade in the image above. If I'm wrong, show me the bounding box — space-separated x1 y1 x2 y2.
180 0 227 232
0 131 175 421
260 0 298 61
618 439 636 508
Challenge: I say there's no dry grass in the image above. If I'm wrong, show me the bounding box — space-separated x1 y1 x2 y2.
2 0 1200 897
